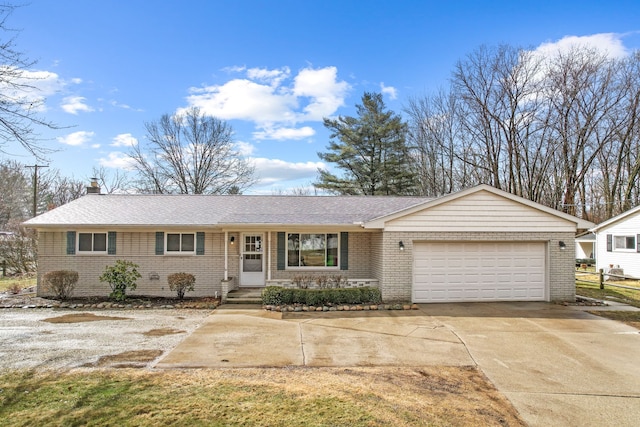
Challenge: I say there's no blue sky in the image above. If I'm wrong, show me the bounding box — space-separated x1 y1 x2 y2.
5 0 640 193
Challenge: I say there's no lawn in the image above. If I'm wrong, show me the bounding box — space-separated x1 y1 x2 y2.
0 367 524 427
576 268 640 328
0 275 36 293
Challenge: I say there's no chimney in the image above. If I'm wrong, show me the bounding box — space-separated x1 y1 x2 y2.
86 177 101 195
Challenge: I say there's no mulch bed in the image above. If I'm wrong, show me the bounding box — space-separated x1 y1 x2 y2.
0 293 221 309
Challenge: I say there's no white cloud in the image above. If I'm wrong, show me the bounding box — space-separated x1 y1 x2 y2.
250 157 324 186
253 126 315 140
110 133 138 147
184 78 297 123
61 96 94 114
534 33 629 60
292 66 350 121
235 141 255 156
98 151 137 170
70 77 83 84
56 130 95 146
380 82 398 100
0 68 64 112
182 65 351 140
91 143 101 149
246 66 290 86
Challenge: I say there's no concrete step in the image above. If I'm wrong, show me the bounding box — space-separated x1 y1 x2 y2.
225 297 262 305
226 288 262 304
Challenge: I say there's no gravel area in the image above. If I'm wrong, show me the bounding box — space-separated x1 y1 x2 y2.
0 308 211 370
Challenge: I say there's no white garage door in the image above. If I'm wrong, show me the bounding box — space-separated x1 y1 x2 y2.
413 242 546 303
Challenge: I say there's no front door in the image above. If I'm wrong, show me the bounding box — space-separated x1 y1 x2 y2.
240 233 265 287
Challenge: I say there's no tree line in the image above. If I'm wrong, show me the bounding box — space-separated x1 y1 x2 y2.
319 46 640 223
1 0 638 227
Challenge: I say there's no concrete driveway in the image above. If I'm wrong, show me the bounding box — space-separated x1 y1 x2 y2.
157 302 640 426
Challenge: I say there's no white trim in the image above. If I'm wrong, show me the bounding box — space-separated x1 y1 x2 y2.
591 205 640 232
224 231 229 281
284 232 340 269
165 232 196 255
76 231 108 255
613 234 636 251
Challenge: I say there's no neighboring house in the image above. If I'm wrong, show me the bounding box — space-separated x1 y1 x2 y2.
575 232 596 261
591 205 640 278
23 184 593 303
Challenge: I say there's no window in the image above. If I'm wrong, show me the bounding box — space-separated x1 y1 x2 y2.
78 232 107 253
614 235 635 251
287 233 338 268
166 233 195 253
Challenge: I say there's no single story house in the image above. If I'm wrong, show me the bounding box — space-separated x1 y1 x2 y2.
24 184 593 303
591 205 640 278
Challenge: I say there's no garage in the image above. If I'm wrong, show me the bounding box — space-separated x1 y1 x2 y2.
413 241 547 302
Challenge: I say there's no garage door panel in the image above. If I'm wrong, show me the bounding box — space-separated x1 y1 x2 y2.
413 242 546 303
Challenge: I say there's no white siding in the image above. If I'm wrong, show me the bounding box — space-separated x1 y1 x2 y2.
385 190 576 232
595 212 640 277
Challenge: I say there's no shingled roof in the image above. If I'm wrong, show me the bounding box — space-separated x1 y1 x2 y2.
23 194 432 228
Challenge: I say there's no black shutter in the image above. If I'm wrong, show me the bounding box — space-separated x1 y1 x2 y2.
340 232 348 270
107 231 117 255
277 232 285 270
606 234 612 252
637 234 640 253
155 232 164 255
66 231 76 255
196 232 205 255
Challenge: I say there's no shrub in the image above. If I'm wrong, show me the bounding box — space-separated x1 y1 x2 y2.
99 260 141 301
168 272 196 299
42 270 79 300
262 286 286 305
261 286 381 306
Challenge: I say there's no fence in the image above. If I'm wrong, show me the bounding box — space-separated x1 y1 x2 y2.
576 268 640 292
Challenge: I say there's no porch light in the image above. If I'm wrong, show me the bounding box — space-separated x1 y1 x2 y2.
559 241 566 250
230 236 235 245
399 241 405 251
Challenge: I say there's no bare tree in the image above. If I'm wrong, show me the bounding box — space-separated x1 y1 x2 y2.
542 47 626 216
0 4 60 159
405 90 464 196
0 159 29 228
38 170 85 209
90 166 130 194
129 107 255 194
406 43 638 221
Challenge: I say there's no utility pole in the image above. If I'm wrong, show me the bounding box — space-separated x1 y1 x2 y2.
25 164 49 217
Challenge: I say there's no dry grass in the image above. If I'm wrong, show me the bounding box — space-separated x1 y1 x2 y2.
0 367 524 426
41 313 130 323
586 311 640 330
0 275 36 293
576 270 640 308
576 270 640 329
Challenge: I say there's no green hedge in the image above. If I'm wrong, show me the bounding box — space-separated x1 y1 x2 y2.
262 286 382 306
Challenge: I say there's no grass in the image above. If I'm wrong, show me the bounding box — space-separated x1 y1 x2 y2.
0 367 524 427
0 275 36 293
576 268 640 329
575 269 640 308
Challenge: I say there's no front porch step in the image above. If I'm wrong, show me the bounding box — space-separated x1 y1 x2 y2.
226 288 263 305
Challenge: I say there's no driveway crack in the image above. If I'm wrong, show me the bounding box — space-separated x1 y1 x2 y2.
448 328 478 367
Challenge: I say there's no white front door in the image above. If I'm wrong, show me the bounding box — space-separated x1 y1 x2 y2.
240 233 265 287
